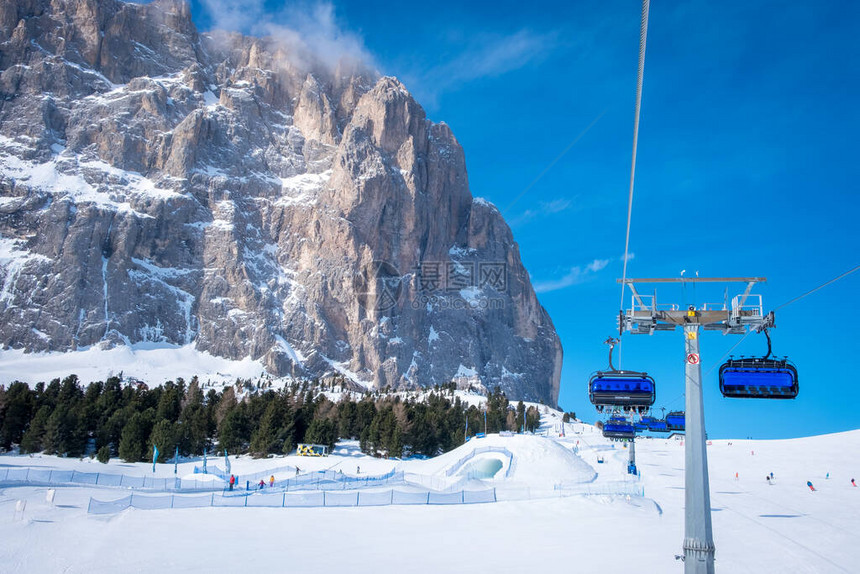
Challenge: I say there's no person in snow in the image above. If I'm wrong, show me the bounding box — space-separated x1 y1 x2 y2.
357 466 360 474
229 474 235 491
807 481 815 491
770 472 774 479
259 479 265 490
852 478 856 487
766 475 771 485
269 475 274 488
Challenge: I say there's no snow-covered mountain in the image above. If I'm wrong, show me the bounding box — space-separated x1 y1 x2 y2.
0 0 562 403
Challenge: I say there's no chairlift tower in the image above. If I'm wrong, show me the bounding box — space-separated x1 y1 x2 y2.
617 277 773 574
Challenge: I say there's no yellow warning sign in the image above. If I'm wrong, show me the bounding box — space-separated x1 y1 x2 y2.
686 331 697 340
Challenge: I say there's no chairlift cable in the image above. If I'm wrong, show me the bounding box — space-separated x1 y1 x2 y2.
773 263 860 312
619 0 651 319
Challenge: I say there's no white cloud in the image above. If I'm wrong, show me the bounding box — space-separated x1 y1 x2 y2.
510 198 574 227
409 29 558 104
532 254 629 294
198 0 377 73
586 258 609 272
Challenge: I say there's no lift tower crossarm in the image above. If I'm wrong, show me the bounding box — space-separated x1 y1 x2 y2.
617 277 767 284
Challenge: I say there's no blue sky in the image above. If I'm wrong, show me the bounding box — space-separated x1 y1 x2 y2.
183 0 860 439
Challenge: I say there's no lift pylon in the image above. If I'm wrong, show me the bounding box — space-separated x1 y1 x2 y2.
616 277 773 574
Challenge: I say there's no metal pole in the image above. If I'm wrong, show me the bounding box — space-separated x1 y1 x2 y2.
683 322 715 573
629 437 636 474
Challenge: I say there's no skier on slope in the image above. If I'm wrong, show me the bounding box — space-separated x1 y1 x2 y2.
852 478 856 487
807 481 815 491
229 474 235 491
269 475 274 488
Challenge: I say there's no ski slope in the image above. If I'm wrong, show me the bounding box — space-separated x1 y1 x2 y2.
1 415 858 573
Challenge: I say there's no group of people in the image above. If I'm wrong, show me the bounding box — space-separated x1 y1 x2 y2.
735 471 859 490
228 474 276 491
256 475 276 489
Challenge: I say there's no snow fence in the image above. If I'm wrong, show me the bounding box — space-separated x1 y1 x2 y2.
87 488 499 514
0 466 403 493
195 466 402 491
0 467 224 491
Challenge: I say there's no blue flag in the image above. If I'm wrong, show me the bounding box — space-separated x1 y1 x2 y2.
224 449 231 474
152 444 159 473
174 446 179 475
203 448 207 474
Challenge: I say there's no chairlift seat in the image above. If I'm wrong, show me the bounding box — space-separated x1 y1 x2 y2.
589 371 656 408
647 419 669 433
666 411 685 431
719 358 798 399
602 421 636 440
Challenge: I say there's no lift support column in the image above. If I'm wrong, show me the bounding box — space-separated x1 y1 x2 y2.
683 322 715 573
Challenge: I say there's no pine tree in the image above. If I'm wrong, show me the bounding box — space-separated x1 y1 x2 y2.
97 444 111 464
525 406 540 433
0 381 33 448
149 419 177 463
250 399 283 457
337 398 357 438
305 418 337 451
516 401 526 432
119 411 153 462
20 405 51 453
217 406 246 453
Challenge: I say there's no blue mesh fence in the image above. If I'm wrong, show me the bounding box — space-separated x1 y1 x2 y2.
428 491 463 505
172 494 214 509
129 493 171 510
245 493 285 508
357 491 392 507
88 495 132 514
464 489 497 504
86 487 497 514
0 467 226 491
323 491 359 507
284 492 325 507
392 490 430 505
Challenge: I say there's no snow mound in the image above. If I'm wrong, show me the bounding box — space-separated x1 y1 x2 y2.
408 433 596 488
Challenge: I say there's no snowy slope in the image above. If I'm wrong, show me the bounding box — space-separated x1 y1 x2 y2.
0 343 266 387
2 423 859 573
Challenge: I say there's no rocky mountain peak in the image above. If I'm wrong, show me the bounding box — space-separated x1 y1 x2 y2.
0 0 562 405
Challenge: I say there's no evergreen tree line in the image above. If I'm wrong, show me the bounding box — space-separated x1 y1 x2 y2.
0 376 542 462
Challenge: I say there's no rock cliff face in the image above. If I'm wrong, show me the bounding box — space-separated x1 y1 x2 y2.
0 0 562 404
